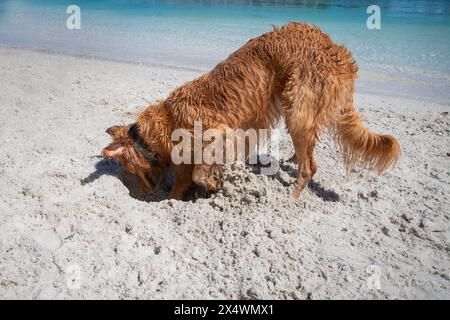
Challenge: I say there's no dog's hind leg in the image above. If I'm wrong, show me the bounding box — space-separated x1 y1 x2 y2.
282 81 319 198
287 128 317 198
307 139 317 177
288 147 316 176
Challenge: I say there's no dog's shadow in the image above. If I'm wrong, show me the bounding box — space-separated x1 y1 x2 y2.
81 158 170 202
251 155 340 202
81 157 214 203
307 180 340 202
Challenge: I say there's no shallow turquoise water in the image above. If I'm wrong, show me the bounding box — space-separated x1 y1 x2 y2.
1 0 449 101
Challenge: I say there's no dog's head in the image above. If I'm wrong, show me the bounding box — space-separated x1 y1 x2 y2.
102 125 163 191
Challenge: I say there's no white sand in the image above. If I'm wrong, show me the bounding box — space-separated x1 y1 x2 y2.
0 47 449 299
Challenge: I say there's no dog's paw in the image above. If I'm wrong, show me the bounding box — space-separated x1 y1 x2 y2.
291 181 307 199
192 164 224 192
291 188 301 199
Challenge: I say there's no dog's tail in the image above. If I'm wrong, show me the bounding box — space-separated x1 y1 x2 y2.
335 104 400 173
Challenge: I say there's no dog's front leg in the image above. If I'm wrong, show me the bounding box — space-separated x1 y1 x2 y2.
192 164 224 192
169 164 194 200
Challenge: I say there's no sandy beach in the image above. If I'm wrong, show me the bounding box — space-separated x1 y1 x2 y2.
0 47 449 299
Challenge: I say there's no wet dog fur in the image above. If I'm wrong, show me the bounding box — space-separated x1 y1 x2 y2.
102 22 400 200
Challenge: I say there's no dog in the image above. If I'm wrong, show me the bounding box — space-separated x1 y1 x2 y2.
102 22 400 200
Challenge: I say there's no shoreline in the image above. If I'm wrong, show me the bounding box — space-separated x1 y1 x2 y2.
0 44 208 74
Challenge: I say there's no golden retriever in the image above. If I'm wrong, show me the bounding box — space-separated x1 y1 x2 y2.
102 22 400 200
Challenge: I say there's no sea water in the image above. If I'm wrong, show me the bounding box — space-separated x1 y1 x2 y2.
0 0 449 102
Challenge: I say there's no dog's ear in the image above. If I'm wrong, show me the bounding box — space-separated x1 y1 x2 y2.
102 140 125 158
106 126 123 137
